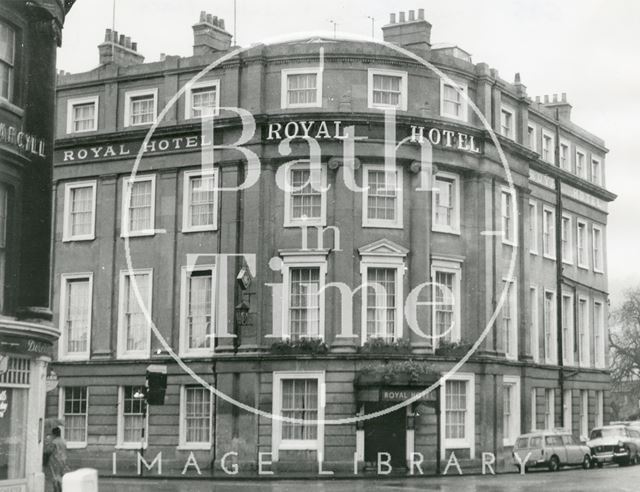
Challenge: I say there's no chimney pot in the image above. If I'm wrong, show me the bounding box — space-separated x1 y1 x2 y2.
553 93 558 103
562 92 567 102
418 8 425 19
536 96 541 103
219 18 225 30
125 36 131 49
515 72 521 83
544 95 549 103
399 11 406 22
206 13 213 24
105 28 111 42
112 30 118 42
131 41 137 51
409 10 415 21
390 13 396 23
212 15 219 26
118 34 125 45
200 11 207 22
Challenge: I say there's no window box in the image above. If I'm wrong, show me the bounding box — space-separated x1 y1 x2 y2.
434 340 472 357
358 337 411 355
269 337 329 355
356 360 438 386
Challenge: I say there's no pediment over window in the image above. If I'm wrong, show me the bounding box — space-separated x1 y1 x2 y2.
358 238 409 258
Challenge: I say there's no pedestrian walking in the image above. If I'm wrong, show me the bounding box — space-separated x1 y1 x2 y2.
43 427 68 492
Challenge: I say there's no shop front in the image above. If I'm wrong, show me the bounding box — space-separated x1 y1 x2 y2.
0 318 58 492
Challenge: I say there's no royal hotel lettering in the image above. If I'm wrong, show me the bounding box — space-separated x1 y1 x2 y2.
58 120 482 163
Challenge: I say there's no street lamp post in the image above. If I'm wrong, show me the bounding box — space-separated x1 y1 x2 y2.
133 388 147 477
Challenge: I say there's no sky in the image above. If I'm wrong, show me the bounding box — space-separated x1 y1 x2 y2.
57 0 640 308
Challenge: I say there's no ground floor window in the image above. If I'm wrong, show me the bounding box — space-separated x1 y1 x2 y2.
0 386 27 481
60 386 88 447
503 376 521 446
179 386 212 448
441 373 475 457
117 385 147 448
595 390 604 428
580 390 589 440
544 388 555 430
272 371 325 461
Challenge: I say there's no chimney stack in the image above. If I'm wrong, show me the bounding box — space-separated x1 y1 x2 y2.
193 11 233 56
98 28 144 66
382 10 432 52
541 92 573 120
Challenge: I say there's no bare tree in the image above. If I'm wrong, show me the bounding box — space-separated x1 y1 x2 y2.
609 287 640 419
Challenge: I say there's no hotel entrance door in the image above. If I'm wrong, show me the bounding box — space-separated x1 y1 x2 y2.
363 402 406 468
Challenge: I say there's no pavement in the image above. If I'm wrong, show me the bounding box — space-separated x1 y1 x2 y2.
98 464 640 491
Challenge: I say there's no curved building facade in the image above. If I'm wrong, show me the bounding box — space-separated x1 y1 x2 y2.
0 1 74 491
48 10 615 476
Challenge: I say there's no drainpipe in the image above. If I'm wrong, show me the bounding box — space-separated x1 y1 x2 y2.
554 107 565 428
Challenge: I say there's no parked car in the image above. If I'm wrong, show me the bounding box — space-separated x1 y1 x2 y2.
588 425 640 467
513 430 591 472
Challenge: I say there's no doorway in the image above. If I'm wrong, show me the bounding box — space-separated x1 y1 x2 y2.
363 402 406 468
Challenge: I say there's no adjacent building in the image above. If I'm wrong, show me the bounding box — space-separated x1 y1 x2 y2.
0 1 75 491
47 9 616 476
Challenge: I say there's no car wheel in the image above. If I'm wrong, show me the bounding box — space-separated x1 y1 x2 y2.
582 454 591 469
597 461 604 468
549 455 560 472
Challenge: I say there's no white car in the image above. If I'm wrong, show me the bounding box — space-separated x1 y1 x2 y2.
588 425 640 467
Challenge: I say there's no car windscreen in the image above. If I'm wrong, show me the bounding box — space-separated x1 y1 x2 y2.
515 437 529 448
590 428 624 439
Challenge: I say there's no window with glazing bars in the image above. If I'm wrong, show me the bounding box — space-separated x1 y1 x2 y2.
72 103 96 132
127 180 153 233
186 270 213 350
434 270 455 341
287 73 317 106
281 379 318 440
289 267 320 339
503 384 512 439
191 86 217 117
442 84 463 117
0 22 15 101
366 267 396 340
372 74 401 106
290 168 321 220
65 278 90 354
445 380 467 439
434 177 454 227
122 386 146 443
184 386 211 443
123 273 150 352
63 387 88 443
70 186 93 237
129 95 154 125
188 175 215 228
366 170 397 222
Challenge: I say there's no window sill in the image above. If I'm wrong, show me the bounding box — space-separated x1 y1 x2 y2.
284 219 326 228
121 230 156 238
432 226 460 236
62 235 96 243
0 98 24 118
368 103 406 112
279 440 319 451
502 240 517 247
562 259 574 266
282 102 322 110
68 128 98 135
529 250 538 256
577 264 589 271
593 268 604 275
115 443 148 450
182 226 218 233
177 444 212 451
362 222 403 229
58 354 91 362
66 442 88 449
542 254 556 261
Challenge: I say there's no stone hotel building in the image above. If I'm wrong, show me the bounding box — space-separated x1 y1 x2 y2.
46 9 616 475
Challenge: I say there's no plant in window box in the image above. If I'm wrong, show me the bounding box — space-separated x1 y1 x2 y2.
269 338 329 355
434 339 473 357
356 360 437 386
358 337 412 354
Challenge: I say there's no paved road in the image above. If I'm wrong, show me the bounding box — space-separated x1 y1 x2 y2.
99 464 640 492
